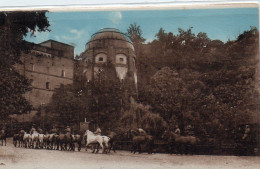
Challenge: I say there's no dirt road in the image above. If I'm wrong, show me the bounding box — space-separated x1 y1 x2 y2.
0 138 259 169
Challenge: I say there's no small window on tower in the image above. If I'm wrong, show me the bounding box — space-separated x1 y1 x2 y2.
116 54 127 64
98 57 103 62
30 63 34 71
46 82 50 89
95 53 107 63
61 70 65 77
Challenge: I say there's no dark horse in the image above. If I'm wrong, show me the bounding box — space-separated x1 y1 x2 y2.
162 130 200 154
0 129 6 146
130 130 153 154
13 134 20 147
71 134 82 151
57 132 73 151
107 131 117 153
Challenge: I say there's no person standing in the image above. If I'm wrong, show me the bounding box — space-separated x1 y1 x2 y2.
186 125 194 136
30 125 36 134
37 127 43 134
174 125 181 136
137 128 146 136
94 127 101 135
50 126 58 134
65 126 71 133
242 125 251 141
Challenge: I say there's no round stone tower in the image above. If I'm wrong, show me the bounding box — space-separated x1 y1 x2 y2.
81 28 137 92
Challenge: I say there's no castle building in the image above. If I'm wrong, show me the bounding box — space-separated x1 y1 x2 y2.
14 28 137 125
80 28 137 90
15 40 74 121
79 28 138 130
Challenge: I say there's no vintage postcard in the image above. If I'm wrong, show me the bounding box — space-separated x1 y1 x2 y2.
0 1 259 169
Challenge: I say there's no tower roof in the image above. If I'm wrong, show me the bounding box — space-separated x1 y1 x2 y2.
87 28 132 45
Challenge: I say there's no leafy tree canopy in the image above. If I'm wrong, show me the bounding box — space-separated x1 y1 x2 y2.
0 11 50 122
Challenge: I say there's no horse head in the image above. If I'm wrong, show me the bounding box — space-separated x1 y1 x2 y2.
145 135 153 142
130 129 138 136
162 130 170 140
196 137 201 143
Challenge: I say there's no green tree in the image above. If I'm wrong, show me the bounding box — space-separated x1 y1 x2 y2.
145 67 189 121
89 63 123 130
45 84 89 129
126 23 146 58
126 22 146 43
121 97 167 137
0 11 50 122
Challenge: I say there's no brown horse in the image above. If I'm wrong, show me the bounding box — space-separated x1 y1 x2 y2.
57 132 73 151
107 131 117 153
162 130 200 154
130 130 154 154
71 134 82 151
18 130 25 147
0 129 6 146
13 134 19 147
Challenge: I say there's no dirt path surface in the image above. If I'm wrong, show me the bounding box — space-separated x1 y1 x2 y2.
0 138 260 169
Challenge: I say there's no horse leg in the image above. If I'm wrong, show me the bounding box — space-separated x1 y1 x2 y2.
65 143 67 151
78 142 81 152
138 143 142 154
95 144 99 153
56 142 60 150
85 142 90 152
133 143 137 154
99 142 104 153
133 144 136 154
111 141 116 153
69 143 73 151
93 144 97 153
105 142 109 154
108 141 112 153
131 143 134 153
35 140 38 149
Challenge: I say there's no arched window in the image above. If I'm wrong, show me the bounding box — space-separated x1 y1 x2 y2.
116 54 127 64
133 57 136 66
95 53 107 63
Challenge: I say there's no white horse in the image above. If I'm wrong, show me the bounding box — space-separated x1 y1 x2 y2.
38 134 44 149
43 134 49 149
23 132 32 148
84 130 110 153
31 131 39 148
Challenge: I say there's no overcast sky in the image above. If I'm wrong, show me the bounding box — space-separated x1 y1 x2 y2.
25 7 259 56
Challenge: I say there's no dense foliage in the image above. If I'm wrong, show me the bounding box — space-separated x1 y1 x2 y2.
47 23 259 142
0 12 50 123
137 26 259 138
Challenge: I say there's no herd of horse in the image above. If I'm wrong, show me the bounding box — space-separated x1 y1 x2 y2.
1 128 201 155
11 129 117 153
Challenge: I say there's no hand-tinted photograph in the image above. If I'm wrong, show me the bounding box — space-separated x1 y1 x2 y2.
0 5 259 169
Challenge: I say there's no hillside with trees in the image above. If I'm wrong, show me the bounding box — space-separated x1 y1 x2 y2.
45 24 259 143
136 26 259 139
